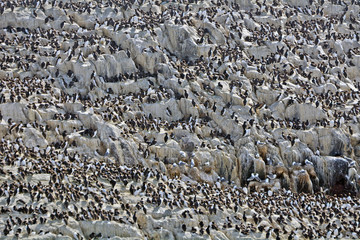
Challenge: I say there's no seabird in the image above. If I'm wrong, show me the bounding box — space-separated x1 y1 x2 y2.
247 173 261 182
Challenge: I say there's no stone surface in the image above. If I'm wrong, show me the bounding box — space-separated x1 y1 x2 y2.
0 0 360 239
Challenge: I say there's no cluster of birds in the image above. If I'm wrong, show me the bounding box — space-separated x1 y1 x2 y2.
1 142 360 239
1 0 360 238
246 157 360 196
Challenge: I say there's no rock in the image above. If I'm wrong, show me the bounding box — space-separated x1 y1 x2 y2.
180 137 197 152
317 128 352 157
212 151 235 180
118 138 141 166
142 98 183 122
178 98 200 119
2 0 360 239
90 52 137 79
251 158 266 180
127 39 165 74
235 0 256 10
0 103 29 123
290 169 313 194
150 140 182 163
27 174 51 185
314 156 349 189
277 140 301 166
247 46 272 60
23 233 73 240
256 86 280 107
239 151 256 184
203 22 226 45
168 164 181 179
322 3 346 16
230 158 243 186
149 228 175 240
23 128 48 148
285 103 326 124
158 22 199 60
257 142 268 161
283 0 309 6
188 167 203 183
79 221 144 239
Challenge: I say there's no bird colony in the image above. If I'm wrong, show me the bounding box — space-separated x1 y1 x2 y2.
1 0 360 239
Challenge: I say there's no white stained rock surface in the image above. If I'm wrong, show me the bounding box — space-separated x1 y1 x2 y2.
0 0 360 239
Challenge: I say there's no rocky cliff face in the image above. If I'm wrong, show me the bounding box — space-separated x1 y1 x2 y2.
0 0 360 239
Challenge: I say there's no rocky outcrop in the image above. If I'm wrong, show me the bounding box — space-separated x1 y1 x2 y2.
79 221 144 239
1 0 360 239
